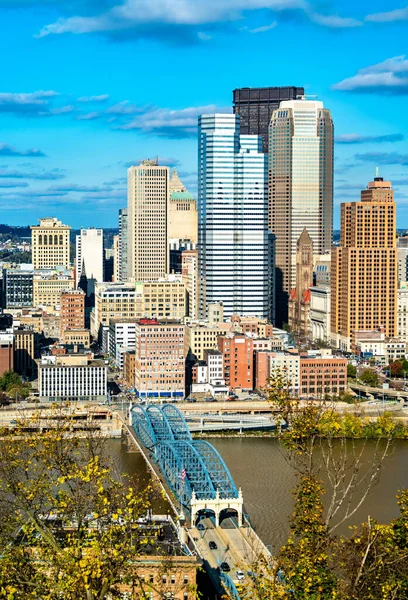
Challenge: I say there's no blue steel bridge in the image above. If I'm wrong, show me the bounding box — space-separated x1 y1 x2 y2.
131 403 239 508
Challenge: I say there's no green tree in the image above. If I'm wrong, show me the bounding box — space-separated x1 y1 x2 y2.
347 364 357 379
239 369 406 599
0 406 197 599
359 369 379 387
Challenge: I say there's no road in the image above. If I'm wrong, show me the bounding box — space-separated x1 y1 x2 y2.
189 516 268 585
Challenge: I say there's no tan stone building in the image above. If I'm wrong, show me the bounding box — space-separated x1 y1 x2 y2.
14 327 38 379
168 168 198 244
60 289 85 336
61 329 90 346
288 228 314 337
331 174 397 351
33 275 74 313
31 217 70 269
91 279 187 337
128 159 169 281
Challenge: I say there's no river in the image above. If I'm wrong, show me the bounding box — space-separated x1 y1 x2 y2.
108 436 408 552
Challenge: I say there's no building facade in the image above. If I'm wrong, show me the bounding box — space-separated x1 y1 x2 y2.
14 327 37 379
60 289 85 334
269 99 333 325
182 249 198 320
198 113 275 320
91 279 187 337
232 86 304 153
75 228 104 286
397 236 408 285
31 218 70 269
299 357 347 397
309 285 331 342
168 168 198 244
288 228 314 337
108 319 136 369
118 208 128 283
33 273 74 312
128 159 169 281
3 268 34 308
134 319 185 400
331 175 397 351
217 334 254 390
38 355 107 401
0 332 14 375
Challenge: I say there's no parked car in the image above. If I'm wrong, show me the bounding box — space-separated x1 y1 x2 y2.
236 570 245 581
220 562 230 572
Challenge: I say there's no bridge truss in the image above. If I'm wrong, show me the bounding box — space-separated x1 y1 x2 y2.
131 404 239 507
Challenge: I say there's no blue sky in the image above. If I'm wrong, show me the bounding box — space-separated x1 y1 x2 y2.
0 0 408 229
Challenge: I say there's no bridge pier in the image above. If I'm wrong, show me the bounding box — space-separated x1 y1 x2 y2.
121 426 139 453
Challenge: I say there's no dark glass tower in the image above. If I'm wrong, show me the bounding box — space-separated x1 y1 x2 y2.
232 86 304 153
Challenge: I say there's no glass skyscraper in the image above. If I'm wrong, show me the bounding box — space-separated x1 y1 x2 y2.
198 113 275 320
233 86 304 153
269 99 333 326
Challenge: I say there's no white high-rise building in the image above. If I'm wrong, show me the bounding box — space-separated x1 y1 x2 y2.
198 113 275 321
127 159 169 282
75 228 104 285
269 99 333 325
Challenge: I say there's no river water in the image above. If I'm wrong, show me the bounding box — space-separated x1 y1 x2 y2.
108 437 408 552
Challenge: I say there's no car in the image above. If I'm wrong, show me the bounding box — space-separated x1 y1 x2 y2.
197 523 205 531
220 562 230 572
236 570 245 581
209 541 217 550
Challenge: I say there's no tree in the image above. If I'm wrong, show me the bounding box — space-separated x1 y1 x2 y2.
359 369 379 387
347 364 357 379
238 369 406 599
389 361 403 378
0 406 197 599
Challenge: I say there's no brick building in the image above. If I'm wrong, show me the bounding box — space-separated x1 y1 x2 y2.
299 357 347 396
135 319 185 400
218 334 254 390
0 332 14 375
60 289 85 336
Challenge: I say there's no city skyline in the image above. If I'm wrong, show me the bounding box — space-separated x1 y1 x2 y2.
0 0 407 228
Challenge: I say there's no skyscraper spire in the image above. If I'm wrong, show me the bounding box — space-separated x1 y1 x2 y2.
169 168 186 193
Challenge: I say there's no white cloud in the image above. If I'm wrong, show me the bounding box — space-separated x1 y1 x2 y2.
77 94 110 102
308 12 362 28
333 55 408 94
118 104 232 137
366 6 408 23
37 0 359 38
250 21 277 33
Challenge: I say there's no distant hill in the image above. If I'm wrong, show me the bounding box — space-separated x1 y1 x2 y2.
0 225 119 247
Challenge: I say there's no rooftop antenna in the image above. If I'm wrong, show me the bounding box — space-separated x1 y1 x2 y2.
375 165 380 178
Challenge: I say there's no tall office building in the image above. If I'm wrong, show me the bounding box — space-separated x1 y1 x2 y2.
397 236 408 285
118 208 128 282
198 113 275 321
269 99 333 325
31 218 70 269
233 86 304 153
331 175 397 351
128 159 169 281
75 228 104 285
